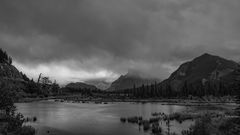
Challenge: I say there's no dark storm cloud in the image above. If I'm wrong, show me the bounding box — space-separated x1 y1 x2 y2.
1 0 240 83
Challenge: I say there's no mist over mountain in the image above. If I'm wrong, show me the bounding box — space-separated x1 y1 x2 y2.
84 79 111 90
107 70 161 91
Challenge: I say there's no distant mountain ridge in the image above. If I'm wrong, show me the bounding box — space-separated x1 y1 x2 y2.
84 80 111 90
107 71 160 91
65 82 98 90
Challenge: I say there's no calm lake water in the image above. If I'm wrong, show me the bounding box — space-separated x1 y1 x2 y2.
16 101 197 135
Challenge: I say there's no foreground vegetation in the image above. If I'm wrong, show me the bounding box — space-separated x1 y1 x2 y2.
0 88 35 135
120 110 239 135
182 114 240 135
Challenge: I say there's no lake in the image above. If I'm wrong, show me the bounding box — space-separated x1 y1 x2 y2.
16 101 210 135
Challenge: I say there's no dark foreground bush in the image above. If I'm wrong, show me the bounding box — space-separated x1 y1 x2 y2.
18 126 35 135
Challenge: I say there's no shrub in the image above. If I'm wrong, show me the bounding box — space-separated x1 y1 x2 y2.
19 126 35 135
182 114 212 135
6 113 24 131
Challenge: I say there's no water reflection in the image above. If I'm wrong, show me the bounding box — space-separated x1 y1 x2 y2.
16 101 193 135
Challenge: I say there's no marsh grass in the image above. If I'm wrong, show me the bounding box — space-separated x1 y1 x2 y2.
182 114 240 135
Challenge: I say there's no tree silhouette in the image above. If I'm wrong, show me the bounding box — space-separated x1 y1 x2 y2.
0 48 12 65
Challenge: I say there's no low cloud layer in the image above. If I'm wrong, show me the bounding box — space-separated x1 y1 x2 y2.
1 0 240 84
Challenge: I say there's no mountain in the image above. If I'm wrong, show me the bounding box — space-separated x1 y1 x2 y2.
0 62 27 91
0 49 29 91
107 71 160 91
84 80 111 90
159 53 240 95
65 82 98 90
0 63 24 80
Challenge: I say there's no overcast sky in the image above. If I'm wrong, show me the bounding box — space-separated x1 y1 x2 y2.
1 0 240 84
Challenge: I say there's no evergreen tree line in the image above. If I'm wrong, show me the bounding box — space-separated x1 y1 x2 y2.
0 48 12 64
120 78 240 98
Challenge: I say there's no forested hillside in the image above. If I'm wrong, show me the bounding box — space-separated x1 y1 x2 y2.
0 48 60 98
123 53 240 98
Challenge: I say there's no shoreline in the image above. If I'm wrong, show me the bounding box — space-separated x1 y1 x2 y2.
16 96 237 107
